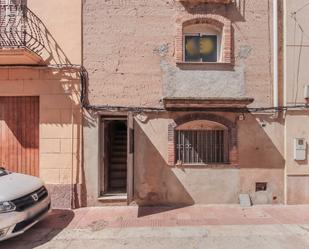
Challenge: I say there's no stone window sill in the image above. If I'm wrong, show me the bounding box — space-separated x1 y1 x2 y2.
173 163 238 169
177 0 232 3
176 61 234 71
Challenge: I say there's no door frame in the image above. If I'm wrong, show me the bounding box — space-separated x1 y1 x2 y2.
99 114 134 202
127 112 134 204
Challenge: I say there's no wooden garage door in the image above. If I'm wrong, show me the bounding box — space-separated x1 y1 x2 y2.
0 97 39 176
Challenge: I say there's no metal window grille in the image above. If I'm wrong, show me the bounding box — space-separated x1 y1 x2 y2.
176 130 229 164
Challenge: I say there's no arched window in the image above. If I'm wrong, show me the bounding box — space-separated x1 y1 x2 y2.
168 114 238 166
176 120 229 164
175 15 233 64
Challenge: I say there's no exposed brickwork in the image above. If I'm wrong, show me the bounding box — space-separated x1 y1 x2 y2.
167 113 238 166
167 122 177 165
175 14 233 63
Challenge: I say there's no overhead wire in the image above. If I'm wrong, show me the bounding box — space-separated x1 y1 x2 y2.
0 63 309 114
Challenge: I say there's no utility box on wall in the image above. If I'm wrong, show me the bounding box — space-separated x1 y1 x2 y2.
294 138 307 161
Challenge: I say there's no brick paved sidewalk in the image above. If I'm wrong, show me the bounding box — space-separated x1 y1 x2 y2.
3 205 309 249
36 205 309 231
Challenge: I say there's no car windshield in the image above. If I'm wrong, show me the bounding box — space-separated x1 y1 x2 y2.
0 168 8 177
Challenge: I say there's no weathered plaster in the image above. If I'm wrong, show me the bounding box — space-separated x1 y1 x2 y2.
82 0 287 206
161 60 246 98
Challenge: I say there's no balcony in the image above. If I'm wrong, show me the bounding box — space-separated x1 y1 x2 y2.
0 4 70 65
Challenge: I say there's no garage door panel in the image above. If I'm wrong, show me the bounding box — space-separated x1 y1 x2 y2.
0 97 39 176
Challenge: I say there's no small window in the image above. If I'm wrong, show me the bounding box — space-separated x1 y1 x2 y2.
176 129 229 164
184 34 218 62
256 182 267 192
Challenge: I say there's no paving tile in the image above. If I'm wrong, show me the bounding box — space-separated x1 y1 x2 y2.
17 204 309 231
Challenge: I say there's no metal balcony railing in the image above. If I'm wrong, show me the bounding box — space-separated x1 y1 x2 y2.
0 4 70 65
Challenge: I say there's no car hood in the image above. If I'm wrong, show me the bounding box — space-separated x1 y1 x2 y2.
0 173 44 202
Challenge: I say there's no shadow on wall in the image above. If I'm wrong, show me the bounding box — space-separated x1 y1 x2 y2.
0 209 74 249
25 7 71 65
179 1 246 22
0 4 71 65
238 113 285 170
0 29 86 208
0 68 87 209
134 119 195 208
133 111 285 206
0 5 87 208
238 113 285 204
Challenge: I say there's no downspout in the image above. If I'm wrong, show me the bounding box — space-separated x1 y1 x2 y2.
273 0 279 109
283 0 287 205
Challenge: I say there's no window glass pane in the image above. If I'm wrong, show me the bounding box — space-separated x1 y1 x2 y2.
185 35 200 62
200 35 217 62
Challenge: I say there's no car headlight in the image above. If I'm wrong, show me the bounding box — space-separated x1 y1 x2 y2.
0 201 16 213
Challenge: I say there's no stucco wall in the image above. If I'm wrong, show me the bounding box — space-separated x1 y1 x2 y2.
27 0 82 64
285 0 309 105
287 176 309 204
83 0 274 108
82 0 286 205
0 67 83 208
0 0 83 208
284 0 309 203
132 112 284 205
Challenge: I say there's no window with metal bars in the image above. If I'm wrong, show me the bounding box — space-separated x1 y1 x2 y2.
176 129 229 164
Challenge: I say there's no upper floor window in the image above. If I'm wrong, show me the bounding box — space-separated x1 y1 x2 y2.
175 16 233 65
184 23 221 62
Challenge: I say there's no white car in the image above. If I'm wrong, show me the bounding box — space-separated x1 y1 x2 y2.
0 168 51 241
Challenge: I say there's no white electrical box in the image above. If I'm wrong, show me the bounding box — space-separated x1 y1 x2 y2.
305 85 309 99
294 138 307 161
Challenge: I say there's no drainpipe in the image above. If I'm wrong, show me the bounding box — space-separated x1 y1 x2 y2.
283 0 287 205
273 0 279 109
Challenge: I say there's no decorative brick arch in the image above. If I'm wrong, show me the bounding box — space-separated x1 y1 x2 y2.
168 113 238 166
175 14 233 63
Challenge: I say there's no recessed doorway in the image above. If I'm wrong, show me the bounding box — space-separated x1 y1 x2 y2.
100 117 128 195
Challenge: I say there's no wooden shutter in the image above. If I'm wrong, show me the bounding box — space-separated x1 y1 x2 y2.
0 97 39 176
